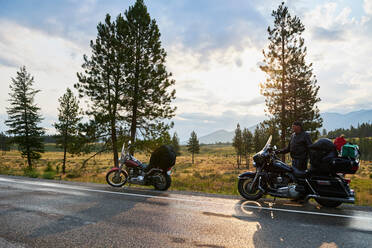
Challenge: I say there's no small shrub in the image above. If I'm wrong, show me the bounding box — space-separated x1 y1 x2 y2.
42 171 56 179
0 165 10 175
23 167 39 178
44 162 54 172
66 170 81 178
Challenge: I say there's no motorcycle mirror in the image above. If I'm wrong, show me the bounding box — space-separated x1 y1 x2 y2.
273 145 277 150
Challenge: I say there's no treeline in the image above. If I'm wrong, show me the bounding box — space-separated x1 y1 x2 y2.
348 138 372 161
232 124 253 168
232 122 283 168
327 123 372 139
0 132 11 152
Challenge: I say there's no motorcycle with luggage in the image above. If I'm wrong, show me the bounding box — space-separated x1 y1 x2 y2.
106 141 176 191
238 136 360 207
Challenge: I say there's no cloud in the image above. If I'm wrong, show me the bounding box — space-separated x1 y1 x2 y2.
1 0 372 140
312 27 345 41
0 19 87 120
229 96 265 108
149 0 269 64
364 0 372 15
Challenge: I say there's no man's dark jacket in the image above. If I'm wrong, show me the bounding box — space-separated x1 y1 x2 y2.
281 131 312 160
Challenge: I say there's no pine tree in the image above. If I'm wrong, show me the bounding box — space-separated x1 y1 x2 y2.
54 88 82 174
242 128 253 168
171 132 181 156
75 14 129 167
187 131 199 164
232 123 243 168
76 1 176 163
121 0 176 152
260 2 322 159
5 66 44 168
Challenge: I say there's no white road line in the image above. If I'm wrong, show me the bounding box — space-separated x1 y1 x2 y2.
1 176 372 221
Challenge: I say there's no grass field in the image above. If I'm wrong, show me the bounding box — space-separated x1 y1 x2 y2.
1 144 371 206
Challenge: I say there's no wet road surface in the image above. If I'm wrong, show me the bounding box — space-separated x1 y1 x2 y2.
0 175 371 248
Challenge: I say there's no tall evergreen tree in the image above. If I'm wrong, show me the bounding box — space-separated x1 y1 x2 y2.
232 123 243 168
75 14 129 167
260 2 322 159
242 128 253 168
187 131 200 164
76 0 176 164
171 132 181 156
54 88 82 174
121 0 176 152
5 66 44 168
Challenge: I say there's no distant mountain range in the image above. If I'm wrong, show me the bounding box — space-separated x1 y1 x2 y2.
186 109 372 144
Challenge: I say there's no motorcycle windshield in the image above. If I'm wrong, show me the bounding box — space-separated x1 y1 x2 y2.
261 135 272 152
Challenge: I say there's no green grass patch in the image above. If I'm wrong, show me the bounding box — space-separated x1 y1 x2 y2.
66 170 82 179
42 171 56 179
23 167 39 178
350 179 372 206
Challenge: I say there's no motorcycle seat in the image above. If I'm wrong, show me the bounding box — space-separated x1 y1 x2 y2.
292 166 307 178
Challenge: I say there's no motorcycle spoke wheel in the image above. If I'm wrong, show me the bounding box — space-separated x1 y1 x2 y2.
106 170 128 187
238 177 263 200
153 172 171 191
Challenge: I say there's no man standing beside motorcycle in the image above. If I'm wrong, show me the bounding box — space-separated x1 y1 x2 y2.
277 121 312 171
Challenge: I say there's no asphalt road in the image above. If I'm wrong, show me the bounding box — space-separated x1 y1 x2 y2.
0 175 371 248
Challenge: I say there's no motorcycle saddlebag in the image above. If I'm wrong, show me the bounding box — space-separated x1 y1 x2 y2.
308 176 349 197
330 157 359 174
149 145 176 170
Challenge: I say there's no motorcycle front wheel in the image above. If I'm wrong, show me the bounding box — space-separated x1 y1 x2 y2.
152 172 171 191
238 176 264 200
106 170 128 187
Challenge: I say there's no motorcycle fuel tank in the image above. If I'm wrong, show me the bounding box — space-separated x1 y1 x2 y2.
125 159 141 168
271 160 292 173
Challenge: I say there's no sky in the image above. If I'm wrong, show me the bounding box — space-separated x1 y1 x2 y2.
0 0 372 141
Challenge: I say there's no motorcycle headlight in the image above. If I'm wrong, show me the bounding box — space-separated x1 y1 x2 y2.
252 161 257 167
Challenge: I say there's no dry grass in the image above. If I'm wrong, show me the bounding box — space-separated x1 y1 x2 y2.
1 145 371 206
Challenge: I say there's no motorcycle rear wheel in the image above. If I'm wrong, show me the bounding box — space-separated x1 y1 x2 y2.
315 198 342 208
238 177 263 200
106 170 128 187
153 172 171 191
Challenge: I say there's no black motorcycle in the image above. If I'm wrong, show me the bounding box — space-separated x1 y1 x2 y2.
238 136 359 208
106 142 176 191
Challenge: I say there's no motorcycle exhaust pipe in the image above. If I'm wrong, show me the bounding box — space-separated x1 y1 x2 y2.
306 194 355 204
